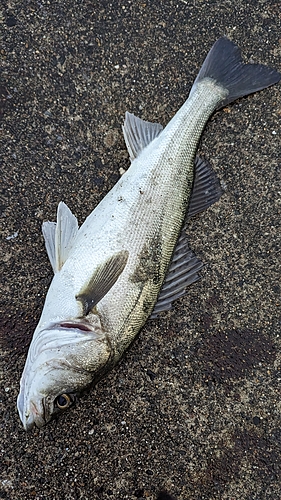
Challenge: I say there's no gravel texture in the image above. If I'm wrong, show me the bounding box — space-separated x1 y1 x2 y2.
1 1 280 499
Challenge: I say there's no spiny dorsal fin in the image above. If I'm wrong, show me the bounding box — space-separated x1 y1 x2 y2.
150 232 203 318
122 111 163 161
76 250 129 316
42 201 79 273
187 156 223 217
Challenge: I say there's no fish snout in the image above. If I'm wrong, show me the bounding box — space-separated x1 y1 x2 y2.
23 412 36 431
18 397 46 431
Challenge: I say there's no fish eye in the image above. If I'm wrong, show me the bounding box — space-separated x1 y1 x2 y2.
56 393 72 410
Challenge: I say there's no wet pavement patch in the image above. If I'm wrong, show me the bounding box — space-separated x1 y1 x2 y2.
191 328 277 384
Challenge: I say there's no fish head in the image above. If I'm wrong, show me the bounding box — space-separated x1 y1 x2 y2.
17 316 112 430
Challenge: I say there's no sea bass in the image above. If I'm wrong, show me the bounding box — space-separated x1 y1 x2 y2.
17 38 280 430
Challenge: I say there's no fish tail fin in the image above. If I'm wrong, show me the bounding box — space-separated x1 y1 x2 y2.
190 37 281 108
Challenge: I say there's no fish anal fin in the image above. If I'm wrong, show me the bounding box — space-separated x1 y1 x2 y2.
122 111 163 162
76 250 129 316
187 156 223 218
150 233 203 318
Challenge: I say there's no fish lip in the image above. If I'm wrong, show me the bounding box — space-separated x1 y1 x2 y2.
22 399 47 431
17 390 25 423
23 415 36 431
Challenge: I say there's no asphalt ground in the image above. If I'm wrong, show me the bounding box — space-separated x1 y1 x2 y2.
1 1 280 499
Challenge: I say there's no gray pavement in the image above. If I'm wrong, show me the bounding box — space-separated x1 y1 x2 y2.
1 1 280 499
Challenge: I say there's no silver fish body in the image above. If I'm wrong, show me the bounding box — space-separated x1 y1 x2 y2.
17 38 280 430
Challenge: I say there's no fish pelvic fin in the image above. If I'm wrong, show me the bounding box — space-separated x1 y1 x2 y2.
42 221 57 273
122 111 163 161
190 37 281 109
42 201 79 273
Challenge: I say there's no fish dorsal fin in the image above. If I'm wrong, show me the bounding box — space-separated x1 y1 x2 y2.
42 201 79 273
150 157 222 317
76 250 129 316
187 156 223 217
122 111 163 161
150 232 203 318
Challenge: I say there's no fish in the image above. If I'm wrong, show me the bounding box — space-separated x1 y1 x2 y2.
17 37 280 430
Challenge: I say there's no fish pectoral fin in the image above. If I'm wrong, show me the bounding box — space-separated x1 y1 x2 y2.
76 250 129 316
122 111 163 162
42 201 79 273
150 232 203 319
187 156 223 217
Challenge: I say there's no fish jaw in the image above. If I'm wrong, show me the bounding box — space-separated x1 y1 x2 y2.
17 392 46 431
17 318 113 430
